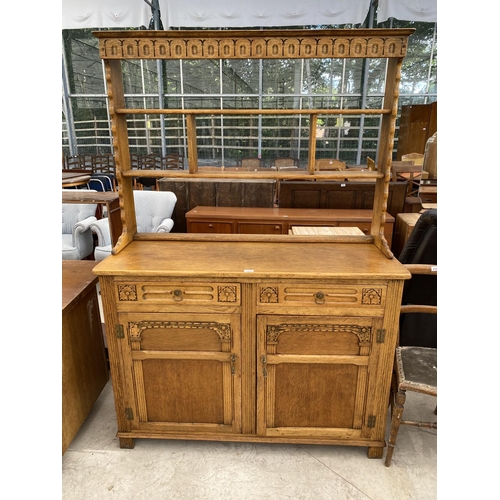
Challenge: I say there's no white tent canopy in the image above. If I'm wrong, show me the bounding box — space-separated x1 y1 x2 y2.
61 0 437 30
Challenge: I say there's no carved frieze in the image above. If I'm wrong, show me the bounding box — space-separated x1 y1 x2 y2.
266 323 372 345
96 30 411 61
128 320 232 342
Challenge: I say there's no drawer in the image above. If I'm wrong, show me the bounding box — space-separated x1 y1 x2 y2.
258 283 386 308
188 221 234 233
114 281 241 306
237 222 284 234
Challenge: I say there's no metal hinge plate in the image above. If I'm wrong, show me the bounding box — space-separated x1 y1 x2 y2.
116 324 124 338
376 329 385 343
367 415 377 428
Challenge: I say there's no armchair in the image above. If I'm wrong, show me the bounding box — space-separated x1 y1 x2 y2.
398 209 437 348
91 190 177 261
62 203 97 260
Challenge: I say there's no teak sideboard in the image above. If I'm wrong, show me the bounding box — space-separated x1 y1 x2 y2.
92 28 414 458
185 206 395 246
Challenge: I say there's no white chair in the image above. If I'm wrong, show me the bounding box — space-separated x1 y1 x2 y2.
62 202 97 260
91 190 177 261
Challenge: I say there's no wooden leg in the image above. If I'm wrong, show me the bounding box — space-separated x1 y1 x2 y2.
367 447 384 459
385 388 406 467
119 437 135 449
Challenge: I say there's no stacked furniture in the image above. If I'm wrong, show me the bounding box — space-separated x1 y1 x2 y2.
92 28 413 458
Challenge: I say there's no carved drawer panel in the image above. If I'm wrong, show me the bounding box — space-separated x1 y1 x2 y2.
258 284 386 308
115 282 240 306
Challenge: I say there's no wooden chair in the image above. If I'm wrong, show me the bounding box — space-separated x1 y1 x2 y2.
384 263 437 467
238 157 262 170
91 154 116 191
273 157 299 170
391 161 423 197
162 153 184 170
135 153 162 190
315 158 346 171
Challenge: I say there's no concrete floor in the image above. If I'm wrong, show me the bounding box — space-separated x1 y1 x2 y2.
62 381 436 499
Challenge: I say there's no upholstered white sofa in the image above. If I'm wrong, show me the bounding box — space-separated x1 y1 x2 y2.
62 202 97 260
91 190 177 261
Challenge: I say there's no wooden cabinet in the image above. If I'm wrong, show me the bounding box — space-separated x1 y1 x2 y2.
62 261 109 454
186 207 394 247
92 28 414 459
278 181 407 219
96 240 408 456
396 102 437 160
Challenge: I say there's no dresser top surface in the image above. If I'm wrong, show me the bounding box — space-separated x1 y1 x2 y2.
93 240 409 280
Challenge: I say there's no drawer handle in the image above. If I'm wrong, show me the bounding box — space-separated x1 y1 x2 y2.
315 291 325 304
172 289 183 301
208 223 214 228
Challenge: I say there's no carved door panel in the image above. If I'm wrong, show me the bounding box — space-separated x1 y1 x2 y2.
256 314 382 441
118 312 241 435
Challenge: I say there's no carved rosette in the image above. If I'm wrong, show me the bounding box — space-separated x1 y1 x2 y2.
218 286 237 302
260 287 279 303
266 324 372 345
128 320 232 343
361 288 382 305
118 284 138 301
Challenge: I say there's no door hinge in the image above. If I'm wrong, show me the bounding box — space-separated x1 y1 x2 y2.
367 415 377 428
125 408 134 420
376 329 386 343
116 324 124 338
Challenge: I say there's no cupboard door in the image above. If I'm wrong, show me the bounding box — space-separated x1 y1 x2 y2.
118 312 241 435
256 315 381 441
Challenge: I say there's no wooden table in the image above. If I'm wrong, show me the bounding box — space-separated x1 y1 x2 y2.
62 261 108 455
186 206 394 246
62 171 91 188
62 191 122 247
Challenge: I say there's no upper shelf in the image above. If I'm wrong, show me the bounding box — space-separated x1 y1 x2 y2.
93 28 415 259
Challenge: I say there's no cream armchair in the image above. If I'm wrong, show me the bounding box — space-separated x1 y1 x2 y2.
91 190 177 261
62 203 97 260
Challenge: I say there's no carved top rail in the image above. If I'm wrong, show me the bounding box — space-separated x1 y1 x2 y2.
94 28 414 61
